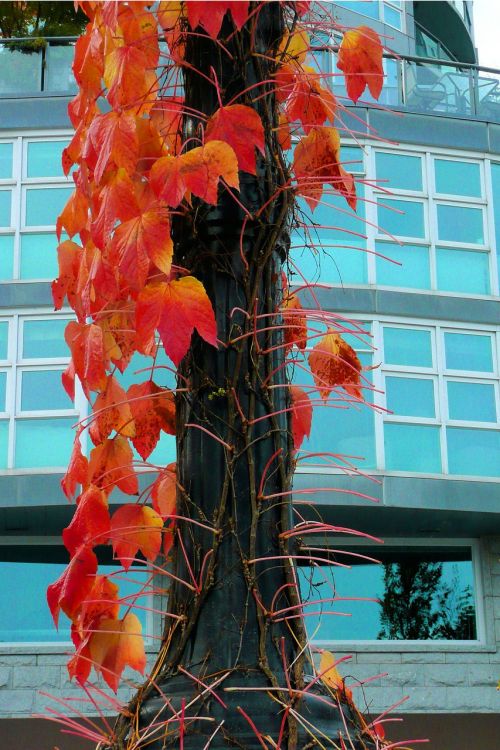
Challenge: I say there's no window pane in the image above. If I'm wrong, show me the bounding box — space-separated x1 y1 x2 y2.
377 199 425 238
386 376 435 418
341 145 364 173
383 327 432 367
0 371 6 411
134 430 176 467
20 233 58 279
0 46 41 94
292 243 368 285
25 187 73 227
298 551 476 640
376 242 430 289
0 235 14 280
436 205 484 244
21 370 71 411
447 381 496 422
0 321 8 360
375 152 422 192
27 140 69 178
436 248 490 295
116 350 175 392
22 319 70 359
0 420 8 469
15 417 74 468
384 423 441 472
336 1 379 18
45 44 77 94
444 332 493 372
384 4 402 29
0 143 13 179
447 427 500 477
0 190 12 227
434 159 481 197
491 163 500 289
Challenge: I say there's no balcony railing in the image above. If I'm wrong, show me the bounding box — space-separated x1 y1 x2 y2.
1 36 500 126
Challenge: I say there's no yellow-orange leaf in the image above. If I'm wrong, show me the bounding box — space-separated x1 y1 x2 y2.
337 26 383 104
127 381 175 460
308 329 362 401
88 111 138 185
57 188 89 240
282 292 307 351
65 321 108 396
151 463 177 519
110 504 163 570
88 435 139 495
319 651 353 701
290 386 312 451
89 613 146 692
104 43 158 113
90 375 135 445
294 126 357 211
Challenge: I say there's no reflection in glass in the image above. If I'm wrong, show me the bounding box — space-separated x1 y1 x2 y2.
383 327 432 367
0 190 12 227
20 233 58 279
447 381 496 422
447 427 500 477
386 376 435 418
437 204 484 244
22 318 70 359
27 140 69 178
0 371 7 411
434 159 481 197
0 143 13 179
25 187 73 227
15 417 74 468
21 370 72 411
0 321 8 360
444 332 493 372
45 44 77 93
375 152 422 192
384 423 441 472
0 235 14 280
376 242 430 289
436 247 490 295
0 45 41 94
377 199 425 238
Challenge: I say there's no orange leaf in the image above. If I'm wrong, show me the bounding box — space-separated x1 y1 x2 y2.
99 302 137 373
205 104 264 175
278 27 309 66
127 381 175 460
150 141 239 207
290 386 312 451
110 504 163 570
294 126 356 211
90 167 138 250
89 613 146 692
308 329 362 401
89 375 135 445
57 188 89 241
63 485 110 554
337 26 383 104
151 462 177 518
65 321 108 396
277 65 336 134
73 22 103 97
61 434 89 500
88 111 138 185
52 240 82 311
186 1 249 38
136 276 217 366
88 435 139 495
110 203 173 290
104 43 158 113
282 292 307 351
47 545 97 626
319 651 353 701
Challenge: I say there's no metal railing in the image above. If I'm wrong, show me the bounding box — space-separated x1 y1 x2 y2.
0 37 77 96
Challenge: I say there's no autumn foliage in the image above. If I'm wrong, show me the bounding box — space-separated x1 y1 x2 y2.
46 1 388 746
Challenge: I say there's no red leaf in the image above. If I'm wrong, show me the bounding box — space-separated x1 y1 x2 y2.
88 111 138 185
186 2 249 38
277 65 336 134
65 321 108 396
47 546 97 626
110 503 163 570
90 167 138 250
337 26 384 104
282 292 307 351
88 435 139 495
57 188 89 240
63 485 110 554
127 381 175 460
150 141 239 208
290 386 312 451
205 104 264 175
104 43 158 113
308 329 362 401
73 22 103 97
151 462 177 519
61 434 89 500
89 613 146 692
52 240 82 311
136 276 217 366
89 374 135 445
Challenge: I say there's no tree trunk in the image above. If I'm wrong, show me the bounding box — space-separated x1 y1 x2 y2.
113 5 373 748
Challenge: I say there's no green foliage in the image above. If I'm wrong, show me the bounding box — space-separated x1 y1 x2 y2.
0 1 86 41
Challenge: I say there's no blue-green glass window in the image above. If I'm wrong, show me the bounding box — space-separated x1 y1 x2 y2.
384 423 441 473
134 430 176 467
0 190 12 227
444 332 493 372
15 417 74 468
0 321 8 360
22 318 70 359
384 3 402 29
434 159 481 197
0 420 8 469
386 376 435 418
377 199 425 239
20 370 72 411
0 143 13 179
20 233 59 280
45 45 77 94
376 241 430 289
0 235 14 280
447 428 500 477
25 187 73 227
298 549 476 640
491 163 500 288
436 248 490 295
0 371 6 411
436 205 484 245
375 152 422 192
27 140 69 178
447 381 496 422
0 561 150 642
383 327 432 368
116 349 175 392
335 1 379 18
341 145 364 173
292 243 368 285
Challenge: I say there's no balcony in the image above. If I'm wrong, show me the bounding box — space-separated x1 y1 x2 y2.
0 37 77 96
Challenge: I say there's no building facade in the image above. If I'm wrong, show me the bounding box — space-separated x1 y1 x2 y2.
0 2 499 748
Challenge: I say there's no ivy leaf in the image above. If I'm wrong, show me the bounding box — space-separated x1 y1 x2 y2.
88 111 138 185
88 435 139 495
205 104 265 175
61 433 89 500
319 651 353 701
47 546 98 627
290 386 312 451
151 463 177 519
89 613 147 692
308 329 362 401
90 375 135 445
282 292 307 351
127 381 175 460
337 26 383 104
57 188 89 240
110 504 163 570
63 485 110 554
136 276 217 366
186 1 249 38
